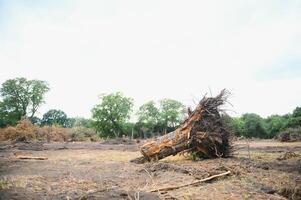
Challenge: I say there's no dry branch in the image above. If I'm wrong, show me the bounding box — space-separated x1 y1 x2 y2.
150 170 231 192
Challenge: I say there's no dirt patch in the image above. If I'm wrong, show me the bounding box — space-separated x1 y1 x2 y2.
79 189 160 200
141 162 235 181
0 141 139 152
142 162 196 174
0 187 42 200
14 142 47 151
253 159 301 173
0 140 300 199
44 142 139 151
101 138 138 145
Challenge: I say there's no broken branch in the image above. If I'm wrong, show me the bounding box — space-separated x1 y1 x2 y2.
150 170 231 192
16 155 48 160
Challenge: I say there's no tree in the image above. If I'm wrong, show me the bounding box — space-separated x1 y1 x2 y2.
265 115 287 138
30 116 42 126
41 109 68 127
231 117 245 136
69 117 93 128
293 107 301 118
91 92 133 138
241 113 267 138
0 77 49 125
137 101 160 135
159 99 185 133
286 107 301 128
221 114 244 136
0 100 19 127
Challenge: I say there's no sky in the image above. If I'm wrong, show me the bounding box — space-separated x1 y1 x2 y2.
0 0 300 119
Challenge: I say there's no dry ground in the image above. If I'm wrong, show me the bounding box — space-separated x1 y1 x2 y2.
0 140 300 200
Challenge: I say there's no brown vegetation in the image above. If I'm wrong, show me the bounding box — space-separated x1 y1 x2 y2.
0 119 99 142
277 127 301 142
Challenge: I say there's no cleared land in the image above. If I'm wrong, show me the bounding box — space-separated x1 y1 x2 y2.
0 140 300 200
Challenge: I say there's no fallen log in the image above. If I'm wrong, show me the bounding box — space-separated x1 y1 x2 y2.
16 155 48 160
131 89 232 163
150 170 231 192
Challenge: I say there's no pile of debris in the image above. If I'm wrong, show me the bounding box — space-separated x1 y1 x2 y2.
277 128 301 142
0 119 69 142
132 89 233 163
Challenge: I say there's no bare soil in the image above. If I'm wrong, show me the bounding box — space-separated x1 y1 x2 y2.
0 140 300 200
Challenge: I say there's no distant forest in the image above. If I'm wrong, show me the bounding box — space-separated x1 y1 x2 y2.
0 77 300 139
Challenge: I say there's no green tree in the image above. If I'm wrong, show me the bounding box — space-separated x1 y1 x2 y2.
69 117 93 128
137 101 160 133
286 107 301 128
265 115 287 138
91 92 133 138
293 107 301 117
241 113 267 138
30 116 42 126
0 77 49 125
221 114 244 136
159 99 185 133
231 117 245 136
41 109 68 127
0 100 19 127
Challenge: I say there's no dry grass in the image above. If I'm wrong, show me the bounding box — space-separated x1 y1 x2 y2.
0 119 69 142
237 151 282 161
0 175 43 190
236 139 301 148
0 119 100 142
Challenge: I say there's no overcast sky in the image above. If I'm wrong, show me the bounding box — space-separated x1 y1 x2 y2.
0 0 300 119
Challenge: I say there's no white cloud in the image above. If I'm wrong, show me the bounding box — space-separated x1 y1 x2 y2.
0 0 300 118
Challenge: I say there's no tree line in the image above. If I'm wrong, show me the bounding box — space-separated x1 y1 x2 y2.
0 77 300 139
224 108 301 139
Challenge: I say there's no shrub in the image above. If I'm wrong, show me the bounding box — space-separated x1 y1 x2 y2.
277 127 301 142
40 125 70 142
0 119 70 142
0 119 38 141
0 119 101 142
69 127 100 142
